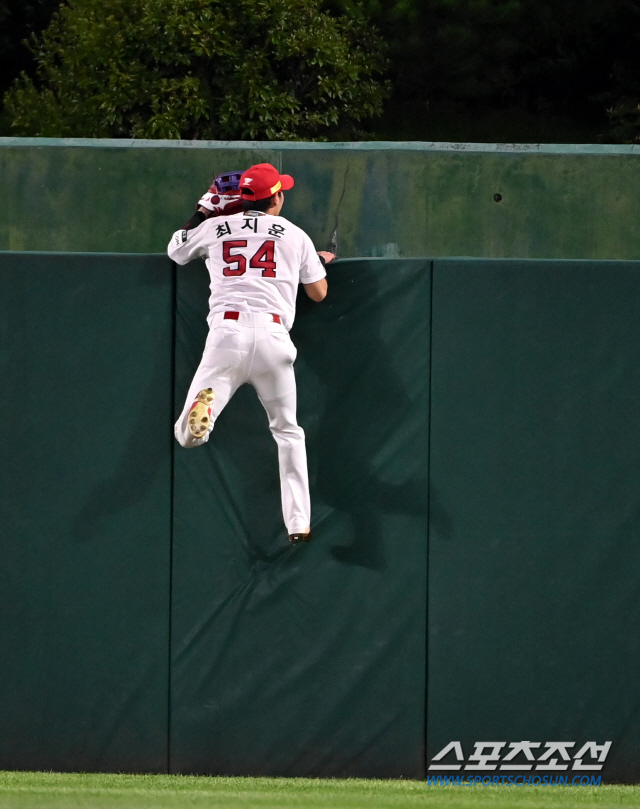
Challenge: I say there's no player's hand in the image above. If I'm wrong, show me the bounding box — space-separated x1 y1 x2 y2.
197 186 243 217
317 251 335 264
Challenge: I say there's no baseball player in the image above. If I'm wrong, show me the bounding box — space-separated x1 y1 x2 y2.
168 163 333 544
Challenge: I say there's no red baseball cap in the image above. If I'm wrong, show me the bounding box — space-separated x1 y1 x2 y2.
239 163 295 201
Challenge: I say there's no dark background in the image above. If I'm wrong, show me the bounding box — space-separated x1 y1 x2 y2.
3 0 640 142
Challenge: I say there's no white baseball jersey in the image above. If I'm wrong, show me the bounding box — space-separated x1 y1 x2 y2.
168 211 326 331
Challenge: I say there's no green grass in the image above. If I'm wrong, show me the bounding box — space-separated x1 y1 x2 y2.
1 773 639 809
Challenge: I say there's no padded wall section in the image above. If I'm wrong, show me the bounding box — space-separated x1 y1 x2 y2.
170 258 429 777
3 140 640 260
0 252 174 772
427 259 640 783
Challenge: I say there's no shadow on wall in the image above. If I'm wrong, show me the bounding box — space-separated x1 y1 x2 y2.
171 256 431 569
293 260 430 571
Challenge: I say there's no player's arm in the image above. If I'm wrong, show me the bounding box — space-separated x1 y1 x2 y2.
300 235 330 302
317 251 335 265
183 208 210 231
167 219 211 265
303 278 328 302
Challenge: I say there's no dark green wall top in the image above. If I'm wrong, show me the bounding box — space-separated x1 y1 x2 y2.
2 138 640 260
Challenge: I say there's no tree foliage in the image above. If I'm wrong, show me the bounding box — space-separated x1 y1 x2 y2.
6 0 640 142
5 0 388 139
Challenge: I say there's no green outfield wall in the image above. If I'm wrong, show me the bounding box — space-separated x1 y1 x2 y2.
1 251 640 780
427 258 640 785
2 139 640 259
171 257 429 778
0 252 173 773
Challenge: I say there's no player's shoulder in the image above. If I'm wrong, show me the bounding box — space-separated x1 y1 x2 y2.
272 214 303 233
200 212 244 235
212 211 245 224
266 215 310 241
198 215 223 232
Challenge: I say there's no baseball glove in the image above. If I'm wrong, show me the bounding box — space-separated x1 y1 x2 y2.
197 170 244 217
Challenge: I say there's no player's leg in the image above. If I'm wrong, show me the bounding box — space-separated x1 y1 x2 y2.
174 373 239 448
174 323 247 448
249 325 311 537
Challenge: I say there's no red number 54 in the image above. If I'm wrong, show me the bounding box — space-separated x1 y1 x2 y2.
222 240 277 278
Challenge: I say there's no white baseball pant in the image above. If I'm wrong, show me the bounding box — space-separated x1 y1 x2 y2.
174 311 310 534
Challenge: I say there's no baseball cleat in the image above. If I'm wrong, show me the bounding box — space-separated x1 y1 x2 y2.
289 530 312 545
188 388 215 439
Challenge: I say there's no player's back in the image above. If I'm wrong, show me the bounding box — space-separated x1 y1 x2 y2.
201 212 323 330
168 209 325 330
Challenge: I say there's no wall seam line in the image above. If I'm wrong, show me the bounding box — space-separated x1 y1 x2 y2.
167 259 177 775
424 257 434 778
